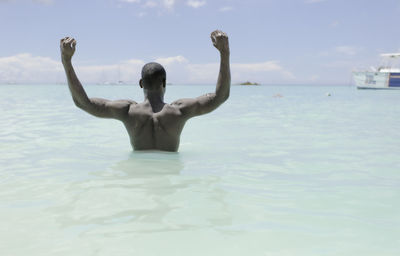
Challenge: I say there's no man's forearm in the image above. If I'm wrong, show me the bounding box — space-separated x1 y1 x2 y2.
62 59 90 107
215 52 231 101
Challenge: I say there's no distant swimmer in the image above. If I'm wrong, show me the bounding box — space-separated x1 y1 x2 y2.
60 30 230 152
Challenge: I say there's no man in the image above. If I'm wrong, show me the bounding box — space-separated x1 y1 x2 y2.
60 30 230 152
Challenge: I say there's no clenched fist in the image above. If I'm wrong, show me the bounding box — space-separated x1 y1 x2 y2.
211 30 229 55
60 37 76 62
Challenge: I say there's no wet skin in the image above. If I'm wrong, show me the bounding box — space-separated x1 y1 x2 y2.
60 30 230 152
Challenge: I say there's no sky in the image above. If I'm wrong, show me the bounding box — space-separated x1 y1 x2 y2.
0 0 399 85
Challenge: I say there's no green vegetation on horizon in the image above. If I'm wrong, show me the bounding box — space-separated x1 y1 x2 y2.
239 81 260 86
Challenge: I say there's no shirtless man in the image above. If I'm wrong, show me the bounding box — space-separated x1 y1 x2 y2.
60 30 230 152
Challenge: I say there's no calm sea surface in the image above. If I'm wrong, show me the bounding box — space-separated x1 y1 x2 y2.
0 84 399 256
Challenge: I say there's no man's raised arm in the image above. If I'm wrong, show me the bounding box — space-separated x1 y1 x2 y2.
172 30 231 118
60 37 135 120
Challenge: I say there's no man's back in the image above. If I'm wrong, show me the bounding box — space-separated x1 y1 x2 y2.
124 102 186 151
60 30 230 152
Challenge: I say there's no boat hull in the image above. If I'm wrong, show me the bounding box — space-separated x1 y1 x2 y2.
353 71 400 89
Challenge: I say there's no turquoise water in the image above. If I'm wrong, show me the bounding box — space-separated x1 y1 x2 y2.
0 84 399 255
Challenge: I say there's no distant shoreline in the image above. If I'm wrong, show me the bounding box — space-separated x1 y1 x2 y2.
237 81 260 86
0 83 353 87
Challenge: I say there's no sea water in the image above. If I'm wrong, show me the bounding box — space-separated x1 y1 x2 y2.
0 84 399 256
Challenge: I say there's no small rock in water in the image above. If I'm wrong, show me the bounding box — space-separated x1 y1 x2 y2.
326 92 332 96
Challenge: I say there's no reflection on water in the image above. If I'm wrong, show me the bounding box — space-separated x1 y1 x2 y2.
50 152 232 237
113 152 183 176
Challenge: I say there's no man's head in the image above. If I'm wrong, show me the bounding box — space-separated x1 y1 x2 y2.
140 62 166 92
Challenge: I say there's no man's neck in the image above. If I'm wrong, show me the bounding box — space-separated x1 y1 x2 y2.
144 91 165 113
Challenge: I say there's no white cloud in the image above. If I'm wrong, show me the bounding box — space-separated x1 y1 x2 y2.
0 53 145 84
186 0 205 8
0 54 62 83
232 61 296 82
76 60 145 84
233 61 283 72
0 53 294 84
186 61 295 84
155 55 188 65
219 6 233 12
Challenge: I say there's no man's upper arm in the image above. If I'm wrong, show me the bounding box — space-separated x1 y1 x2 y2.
172 92 227 119
77 98 136 120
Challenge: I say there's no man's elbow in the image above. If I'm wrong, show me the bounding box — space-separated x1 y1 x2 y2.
73 98 86 110
220 91 229 103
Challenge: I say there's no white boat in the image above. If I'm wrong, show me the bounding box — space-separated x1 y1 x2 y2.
353 53 400 89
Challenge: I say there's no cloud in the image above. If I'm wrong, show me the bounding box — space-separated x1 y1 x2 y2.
155 55 188 65
186 0 205 8
0 54 62 83
0 53 145 84
151 58 294 84
76 59 146 84
232 61 296 82
233 61 284 72
0 53 294 84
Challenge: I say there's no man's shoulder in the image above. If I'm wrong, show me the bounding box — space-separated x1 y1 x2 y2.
170 98 198 108
127 102 152 115
153 103 180 114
